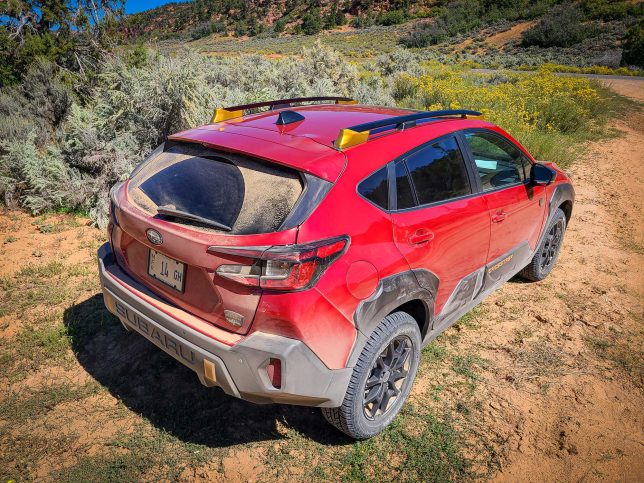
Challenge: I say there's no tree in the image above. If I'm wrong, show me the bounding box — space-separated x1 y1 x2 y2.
324 1 346 29
0 0 124 86
301 8 323 35
622 21 644 68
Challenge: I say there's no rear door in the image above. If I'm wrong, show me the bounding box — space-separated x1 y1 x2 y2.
390 134 490 324
461 130 547 273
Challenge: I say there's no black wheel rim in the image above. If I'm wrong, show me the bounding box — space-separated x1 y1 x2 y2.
363 335 412 420
539 218 564 271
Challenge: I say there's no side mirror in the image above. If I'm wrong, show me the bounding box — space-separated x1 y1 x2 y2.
530 163 556 186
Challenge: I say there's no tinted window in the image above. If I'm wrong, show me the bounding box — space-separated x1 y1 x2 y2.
464 131 530 191
395 161 416 210
358 167 389 210
405 136 471 205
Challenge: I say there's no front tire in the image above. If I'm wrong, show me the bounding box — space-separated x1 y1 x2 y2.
322 311 421 439
520 208 567 282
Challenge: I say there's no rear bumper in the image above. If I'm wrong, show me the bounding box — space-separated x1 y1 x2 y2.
97 242 352 407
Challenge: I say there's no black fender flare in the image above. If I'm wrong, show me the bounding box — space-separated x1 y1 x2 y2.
549 182 575 221
536 182 575 248
347 269 438 367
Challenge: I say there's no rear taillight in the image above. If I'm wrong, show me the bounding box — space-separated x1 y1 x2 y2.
210 236 349 292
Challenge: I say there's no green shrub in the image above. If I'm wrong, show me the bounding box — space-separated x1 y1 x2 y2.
0 59 72 147
521 4 600 48
190 20 226 40
273 18 287 34
376 49 423 76
302 8 324 35
234 20 248 36
350 14 376 29
0 43 363 226
0 41 620 227
581 0 643 21
392 73 419 101
622 21 644 68
401 0 485 47
324 0 347 28
401 0 567 48
376 10 409 26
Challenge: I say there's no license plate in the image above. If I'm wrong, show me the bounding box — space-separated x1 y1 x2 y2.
148 249 186 291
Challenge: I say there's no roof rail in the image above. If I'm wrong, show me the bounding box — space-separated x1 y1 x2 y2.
211 96 357 123
334 109 483 150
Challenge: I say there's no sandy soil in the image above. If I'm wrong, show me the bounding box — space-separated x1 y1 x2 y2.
600 79 644 103
490 116 644 481
478 82 644 480
0 80 642 481
485 21 537 47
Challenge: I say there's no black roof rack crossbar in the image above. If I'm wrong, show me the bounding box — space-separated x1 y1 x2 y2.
334 109 483 149
211 96 356 123
348 109 482 133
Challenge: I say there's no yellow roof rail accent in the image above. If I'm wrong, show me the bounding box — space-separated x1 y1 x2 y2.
335 128 369 150
212 108 243 123
336 99 358 105
465 113 485 120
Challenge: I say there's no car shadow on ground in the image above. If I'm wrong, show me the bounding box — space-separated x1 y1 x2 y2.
63 294 353 448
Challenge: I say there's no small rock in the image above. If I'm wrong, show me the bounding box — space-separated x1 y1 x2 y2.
32 250 43 257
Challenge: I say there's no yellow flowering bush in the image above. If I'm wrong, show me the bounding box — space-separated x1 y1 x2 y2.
391 66 611 166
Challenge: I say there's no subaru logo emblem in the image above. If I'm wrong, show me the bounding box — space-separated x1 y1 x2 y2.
146 229 163 245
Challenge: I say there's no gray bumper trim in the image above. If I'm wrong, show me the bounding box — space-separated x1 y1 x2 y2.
97 243 352 407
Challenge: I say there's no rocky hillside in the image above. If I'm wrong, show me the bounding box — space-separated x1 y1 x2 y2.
123 0 438 40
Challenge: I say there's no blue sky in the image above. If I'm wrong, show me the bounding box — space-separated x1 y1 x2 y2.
125 0 191 14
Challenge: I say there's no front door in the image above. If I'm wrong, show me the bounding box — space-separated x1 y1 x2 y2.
390 134 490 323
462 130 547 281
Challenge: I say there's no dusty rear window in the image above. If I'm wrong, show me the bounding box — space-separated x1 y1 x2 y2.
128 143 303 234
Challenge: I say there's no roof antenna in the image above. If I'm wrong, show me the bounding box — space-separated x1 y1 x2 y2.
276 110 305 125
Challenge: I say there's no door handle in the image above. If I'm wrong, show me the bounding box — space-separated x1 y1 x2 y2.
491 211 507 223
408 229 435 245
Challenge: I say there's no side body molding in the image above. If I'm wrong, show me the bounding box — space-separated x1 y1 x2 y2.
348 269 438 367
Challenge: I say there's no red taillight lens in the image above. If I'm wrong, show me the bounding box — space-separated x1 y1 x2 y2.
212 236 349 292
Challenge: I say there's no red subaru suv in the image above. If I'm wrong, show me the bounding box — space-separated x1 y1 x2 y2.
98 97 574 439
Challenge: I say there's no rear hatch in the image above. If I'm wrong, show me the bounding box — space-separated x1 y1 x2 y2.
110 141 330 335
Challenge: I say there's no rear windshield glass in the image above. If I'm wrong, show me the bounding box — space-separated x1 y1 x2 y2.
128 143 303 235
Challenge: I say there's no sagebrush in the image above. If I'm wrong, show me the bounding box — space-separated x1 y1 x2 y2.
0 44 615 226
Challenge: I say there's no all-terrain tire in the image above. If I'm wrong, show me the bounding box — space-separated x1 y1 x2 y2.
321 311 421 440
520 208 567 282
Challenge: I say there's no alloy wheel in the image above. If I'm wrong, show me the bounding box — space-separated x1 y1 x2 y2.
363 335 412 420
540 218 564 271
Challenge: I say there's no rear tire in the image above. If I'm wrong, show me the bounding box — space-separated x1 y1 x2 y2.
321 311 421 440
520 208 567 282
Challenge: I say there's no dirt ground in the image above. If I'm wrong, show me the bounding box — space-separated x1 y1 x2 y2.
0 80 642 481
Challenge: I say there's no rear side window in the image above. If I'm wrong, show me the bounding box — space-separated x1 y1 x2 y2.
404 136 471 205
358 166 389 210
464 131 530 190
128 143 303 234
